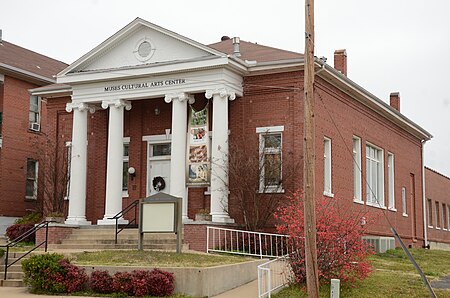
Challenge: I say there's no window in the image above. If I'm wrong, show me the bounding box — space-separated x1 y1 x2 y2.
443 203 448 230
323 137 333 197
122 139 130 196
64 141 72 200
366 144 384 207
29 95 41 131
353 137 362 202
25 159 38 199
387 153 395 210
436 202 441 229
257 126 284 193
402 187 407 216
427 199 433 227
448 206 450 231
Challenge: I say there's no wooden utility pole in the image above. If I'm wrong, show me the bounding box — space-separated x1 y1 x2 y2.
303 0 320 297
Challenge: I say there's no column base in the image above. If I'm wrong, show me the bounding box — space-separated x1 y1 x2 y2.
97 217 129 225
211 213 235 224
64 217 91 226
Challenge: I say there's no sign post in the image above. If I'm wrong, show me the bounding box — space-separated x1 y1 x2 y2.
138 192 182 253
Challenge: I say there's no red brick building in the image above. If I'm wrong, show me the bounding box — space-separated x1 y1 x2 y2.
0 35 67 233
29 18 439 251
425 167 450 249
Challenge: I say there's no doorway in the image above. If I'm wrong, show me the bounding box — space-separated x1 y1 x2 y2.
147 142 171 196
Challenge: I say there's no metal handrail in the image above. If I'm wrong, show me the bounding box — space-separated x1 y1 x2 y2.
108 200 140 244
1 221 50 280
258 255 292 298
207 226 292 258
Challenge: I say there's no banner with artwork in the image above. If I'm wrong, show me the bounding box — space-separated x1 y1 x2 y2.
187 106 210 186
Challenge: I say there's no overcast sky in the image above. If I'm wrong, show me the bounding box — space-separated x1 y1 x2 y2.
1 0 449 176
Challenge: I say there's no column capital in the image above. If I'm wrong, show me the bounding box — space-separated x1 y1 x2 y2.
164 92 195 104
205 88 236 101
101 99 132 111
66 102 97 113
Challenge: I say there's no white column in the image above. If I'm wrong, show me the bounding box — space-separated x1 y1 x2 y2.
206 89 235 223
65 102 93 225
164 93 194 222
97 99 131 225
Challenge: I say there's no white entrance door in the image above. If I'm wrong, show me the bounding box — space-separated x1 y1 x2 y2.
147 142 171 196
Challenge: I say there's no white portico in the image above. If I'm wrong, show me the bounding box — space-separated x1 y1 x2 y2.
57 18 244 225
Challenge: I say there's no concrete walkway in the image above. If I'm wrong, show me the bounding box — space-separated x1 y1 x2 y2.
0 280 258 298
212 280 258 298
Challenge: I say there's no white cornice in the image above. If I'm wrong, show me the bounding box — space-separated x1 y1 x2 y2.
58 17 228 77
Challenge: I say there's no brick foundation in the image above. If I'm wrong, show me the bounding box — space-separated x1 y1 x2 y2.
35 224 77 244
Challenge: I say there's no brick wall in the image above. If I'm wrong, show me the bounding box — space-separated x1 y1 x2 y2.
0 76 44 217
425 167 450 245
183 223 237 252
35 225 76 244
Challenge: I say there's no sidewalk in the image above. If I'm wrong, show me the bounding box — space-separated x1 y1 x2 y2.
0 280 259 298
212 280 258 298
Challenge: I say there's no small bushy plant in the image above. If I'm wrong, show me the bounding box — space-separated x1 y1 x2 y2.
275 192 374 285
22 253 65 292
89 270 113 294
58 259 88 293
148 268 175 297
131 270 152 297
112 271 134 296
15 212 42 224
5 223 35 243
22 253 87 293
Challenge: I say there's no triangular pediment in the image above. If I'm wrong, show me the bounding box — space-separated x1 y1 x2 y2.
58 18 226 76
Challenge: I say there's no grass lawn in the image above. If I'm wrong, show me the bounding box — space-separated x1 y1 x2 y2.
274 248 450 298
70 250 252 267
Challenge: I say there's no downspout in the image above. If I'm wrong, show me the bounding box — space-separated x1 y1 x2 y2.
421 140 429 248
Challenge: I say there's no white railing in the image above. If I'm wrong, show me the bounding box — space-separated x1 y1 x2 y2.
206 226 291 258
258 255 292 298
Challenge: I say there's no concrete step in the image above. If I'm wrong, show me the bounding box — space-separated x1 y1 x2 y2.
0 279 24 287
48 243 182 250
65 234 176 241
4 271 24 279
60 239 176 245
0 265 24 273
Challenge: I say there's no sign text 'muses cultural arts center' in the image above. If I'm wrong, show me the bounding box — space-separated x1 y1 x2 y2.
104 79 186 92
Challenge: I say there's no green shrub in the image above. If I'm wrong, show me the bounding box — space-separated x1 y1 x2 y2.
22 253 65 293
15 212 42 224
0 248 4 258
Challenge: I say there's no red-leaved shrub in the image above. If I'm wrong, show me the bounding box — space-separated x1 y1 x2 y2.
275 192 374 285
90 270 113 294
6 223 35 243
131 270 152 297
148 268 175 297
58 259 88 293
112 271 133 296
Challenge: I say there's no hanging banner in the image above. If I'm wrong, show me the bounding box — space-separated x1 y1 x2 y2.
186 106 210 186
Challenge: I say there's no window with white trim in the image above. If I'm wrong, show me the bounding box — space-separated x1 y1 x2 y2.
353 136 362 202
402 187 407 216
427 199 433 227
25 159 38 200
29 95 41 131
366 144 384 207
448 205 450 231
323 137 333 197
443 203 448 230
435 201 441 229
64 141 72 200
122 139 130 196
387 153 395 210
257 126 284 193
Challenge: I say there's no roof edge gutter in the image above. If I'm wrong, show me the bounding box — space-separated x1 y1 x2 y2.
0 63 56 85
315 58 432 141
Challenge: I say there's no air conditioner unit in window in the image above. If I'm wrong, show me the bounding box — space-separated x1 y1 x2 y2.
29 122 40 131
